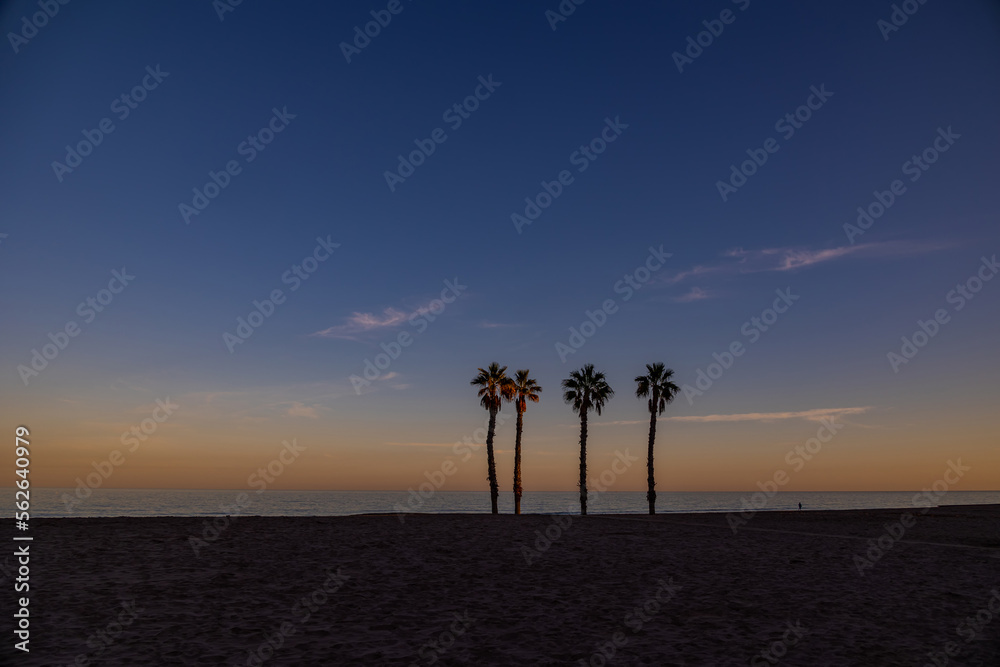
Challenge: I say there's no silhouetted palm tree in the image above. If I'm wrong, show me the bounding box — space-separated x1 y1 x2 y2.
635 363 679 515
471 362 514 514
511 369 542 515
562 364 614 515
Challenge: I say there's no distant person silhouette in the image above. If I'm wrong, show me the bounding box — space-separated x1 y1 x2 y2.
798 502 802 510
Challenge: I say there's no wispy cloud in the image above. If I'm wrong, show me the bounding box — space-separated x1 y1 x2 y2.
594 407 871 426
668 406 871 423
383 440 507 452
286 402 319 419
663 264 726 286
175 383 349 419
662 241 945 287
109 378 151 394
725 245 866 271
310 307 414 340
672 287 713 303
349 371 402 397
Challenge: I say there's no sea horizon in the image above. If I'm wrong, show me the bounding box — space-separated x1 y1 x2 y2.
28 487 1000 518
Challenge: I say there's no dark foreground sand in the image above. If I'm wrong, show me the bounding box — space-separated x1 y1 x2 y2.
3 505 1000 666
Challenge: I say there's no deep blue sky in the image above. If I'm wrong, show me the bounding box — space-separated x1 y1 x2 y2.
2 0 999 491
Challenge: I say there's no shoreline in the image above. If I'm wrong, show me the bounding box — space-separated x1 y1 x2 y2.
24 500 1000 520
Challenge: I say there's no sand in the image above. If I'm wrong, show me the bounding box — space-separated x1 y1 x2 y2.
3 505 999 666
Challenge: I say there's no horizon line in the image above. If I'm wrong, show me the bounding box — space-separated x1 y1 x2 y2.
20 486 998 494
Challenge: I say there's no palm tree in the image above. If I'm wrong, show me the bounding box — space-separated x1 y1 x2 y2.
562 364 614 516
511 369 542 515
635 363 679 515
470 362 514 514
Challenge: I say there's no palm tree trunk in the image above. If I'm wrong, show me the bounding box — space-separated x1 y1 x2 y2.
486 407 499 514
579 410 588 516
513 408 523 515
647 410 657 515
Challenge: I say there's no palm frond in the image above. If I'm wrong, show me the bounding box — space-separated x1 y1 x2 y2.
634 362 679 415
562 363 614 416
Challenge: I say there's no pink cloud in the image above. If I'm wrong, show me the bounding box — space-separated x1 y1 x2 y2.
672 287 713 303
311 307 417 339
663 241 947 288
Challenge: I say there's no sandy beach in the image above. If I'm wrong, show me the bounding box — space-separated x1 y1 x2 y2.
4 505 999 666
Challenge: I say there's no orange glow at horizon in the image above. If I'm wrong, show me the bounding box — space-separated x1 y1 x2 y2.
17 398 999 495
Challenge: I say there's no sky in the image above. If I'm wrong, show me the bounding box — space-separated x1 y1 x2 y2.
2 0 999 495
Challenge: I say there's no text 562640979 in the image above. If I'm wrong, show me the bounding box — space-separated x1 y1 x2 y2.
14 425 32 653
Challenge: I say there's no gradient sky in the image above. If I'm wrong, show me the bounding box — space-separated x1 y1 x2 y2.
2 0 999 495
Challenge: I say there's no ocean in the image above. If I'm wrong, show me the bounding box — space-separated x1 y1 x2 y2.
30 488 1000 518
